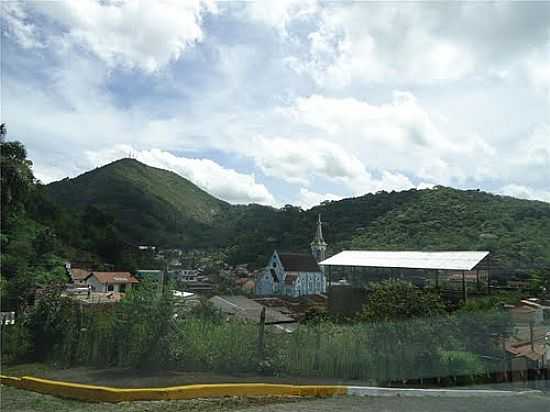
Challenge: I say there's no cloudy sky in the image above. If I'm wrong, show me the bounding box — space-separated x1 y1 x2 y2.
2 1 549 208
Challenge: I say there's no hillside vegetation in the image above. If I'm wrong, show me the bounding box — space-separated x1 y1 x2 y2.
44 159 550 270
349 187 550 269
47 159 229 246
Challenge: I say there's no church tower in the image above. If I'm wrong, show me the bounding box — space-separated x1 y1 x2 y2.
310 214 328 263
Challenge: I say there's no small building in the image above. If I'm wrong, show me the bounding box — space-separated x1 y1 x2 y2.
84 272 139 293
256 252 326 297
256 215 327 298
209 295 297 332
66 266 92 286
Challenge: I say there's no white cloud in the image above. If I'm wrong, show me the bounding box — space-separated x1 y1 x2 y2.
13 0 216 72
295 188 343 210
284 4 476 86
278 93 496 185
526 48 550 100
85 145 276 206
499 184 550 203
249 134 415 196
251 136 365 185
1 2 44 48
245 0 318 36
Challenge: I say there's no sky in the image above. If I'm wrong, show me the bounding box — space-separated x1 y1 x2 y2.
1 1 549 208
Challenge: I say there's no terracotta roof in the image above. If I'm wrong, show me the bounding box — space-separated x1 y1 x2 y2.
278 253 321 273
70 268 92 281
86 272 139 284
505 342 544 361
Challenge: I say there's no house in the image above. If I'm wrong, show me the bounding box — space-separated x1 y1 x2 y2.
65 264 92 286
256 215 327 297
84 272 139 293
209 295 297 333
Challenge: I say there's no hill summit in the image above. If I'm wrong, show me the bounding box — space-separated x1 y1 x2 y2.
46 158 229 246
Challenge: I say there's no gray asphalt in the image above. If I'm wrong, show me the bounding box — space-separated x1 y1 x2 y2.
236 395 550 412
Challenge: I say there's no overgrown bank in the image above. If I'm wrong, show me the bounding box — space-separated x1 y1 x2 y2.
2 283 514 385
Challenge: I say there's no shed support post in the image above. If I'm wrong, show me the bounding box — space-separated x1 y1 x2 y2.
257 307 266 361
435 269 439 290
462 270 467 303
476 269 480 291
487 258 491 295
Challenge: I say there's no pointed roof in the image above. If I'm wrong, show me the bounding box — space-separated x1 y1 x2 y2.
278 253 321 273
311 214 327 246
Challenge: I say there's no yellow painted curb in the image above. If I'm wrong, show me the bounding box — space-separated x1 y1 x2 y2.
0 374 346 403
0 375 24 389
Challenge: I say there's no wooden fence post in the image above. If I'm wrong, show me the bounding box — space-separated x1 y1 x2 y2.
314 322 321 371
257 307 266 361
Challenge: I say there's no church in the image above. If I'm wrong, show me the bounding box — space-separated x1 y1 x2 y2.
255 215 327 297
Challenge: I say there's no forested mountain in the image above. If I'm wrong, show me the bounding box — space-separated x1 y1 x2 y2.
46 159 230 247
225 188 550 270
44 158 550 270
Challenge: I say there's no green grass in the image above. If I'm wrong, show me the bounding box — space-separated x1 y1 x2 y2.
0 385 301 412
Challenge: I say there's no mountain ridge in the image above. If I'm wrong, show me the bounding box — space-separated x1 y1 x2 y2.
45 158 550 269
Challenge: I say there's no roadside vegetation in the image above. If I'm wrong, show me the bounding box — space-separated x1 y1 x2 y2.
2 280 517 385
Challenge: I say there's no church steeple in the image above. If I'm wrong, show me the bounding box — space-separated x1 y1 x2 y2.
311 214 328 263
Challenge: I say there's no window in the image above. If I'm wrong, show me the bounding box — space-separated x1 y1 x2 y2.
119 283 126 293
107 284 114 292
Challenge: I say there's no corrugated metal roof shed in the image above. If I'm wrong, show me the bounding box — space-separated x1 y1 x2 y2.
319 251 489 271
209 295 297 332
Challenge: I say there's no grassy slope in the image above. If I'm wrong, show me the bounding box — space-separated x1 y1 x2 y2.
46 159 229 246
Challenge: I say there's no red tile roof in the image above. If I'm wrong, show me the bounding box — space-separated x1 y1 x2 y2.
70 268 92 281
87 272 139 284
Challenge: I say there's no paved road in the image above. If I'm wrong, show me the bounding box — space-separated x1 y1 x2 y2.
235 395 550 412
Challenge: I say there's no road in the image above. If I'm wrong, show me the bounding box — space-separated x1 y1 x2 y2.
235 395 550 412
3 384 550 412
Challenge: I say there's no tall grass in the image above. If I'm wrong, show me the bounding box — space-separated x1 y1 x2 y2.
2 287 507 384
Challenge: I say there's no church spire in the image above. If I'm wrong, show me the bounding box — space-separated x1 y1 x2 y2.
311 214 327 263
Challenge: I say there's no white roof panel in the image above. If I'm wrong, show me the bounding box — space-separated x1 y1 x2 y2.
319 251 489 271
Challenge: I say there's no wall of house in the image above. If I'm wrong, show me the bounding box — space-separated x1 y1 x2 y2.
256 270 274 296
284 271 325 297
85 276 132 293
256 251 327 297
86 276 106 292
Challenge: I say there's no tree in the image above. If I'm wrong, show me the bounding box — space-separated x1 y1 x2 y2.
360 279 446 322
1 140 35 218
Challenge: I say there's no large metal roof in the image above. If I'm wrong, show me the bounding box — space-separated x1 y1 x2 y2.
319 251 489 271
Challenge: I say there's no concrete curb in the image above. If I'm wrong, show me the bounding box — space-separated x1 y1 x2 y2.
0 375 346 402
0 375 542 403
346 386 542 398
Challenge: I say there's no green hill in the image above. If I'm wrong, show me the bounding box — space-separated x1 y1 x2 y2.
45 159 550 270
46 158 230 246
348 187 550 269
223 188 550 270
